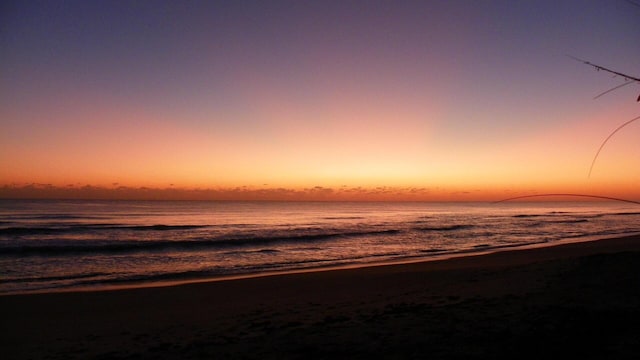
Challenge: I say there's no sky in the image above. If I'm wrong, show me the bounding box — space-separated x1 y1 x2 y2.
1 0 638 201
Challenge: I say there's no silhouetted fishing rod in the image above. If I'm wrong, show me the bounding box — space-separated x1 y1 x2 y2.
567 55 640 101
594 80 634 100
493 194 640 205
588 114 640 178
567 55 640 82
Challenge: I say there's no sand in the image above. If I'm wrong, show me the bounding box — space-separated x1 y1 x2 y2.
2 235 640 359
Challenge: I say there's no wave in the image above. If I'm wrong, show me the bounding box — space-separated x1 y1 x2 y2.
473 244 491 248
513 213 605 220
1 270 227 292
608 212 640 216
0 224 210 235
222 248 281 256
125 225 209 231
2 214 108 220
29 257 365 288
420 248 447 253
413 224 474 232
38 259 348 288
113 241 555 285
512 213 586 218
6 272 110 284
525 218 592 226
0 229 401 256
91 269 226 284
546 219 589 224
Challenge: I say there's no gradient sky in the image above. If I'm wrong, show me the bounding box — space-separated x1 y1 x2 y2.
1 0 638 201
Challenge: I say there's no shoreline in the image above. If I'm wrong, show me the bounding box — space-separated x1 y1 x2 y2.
3 233 640 359
4 232 638 297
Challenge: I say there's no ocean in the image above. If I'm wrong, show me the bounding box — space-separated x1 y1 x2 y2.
1 199 639 295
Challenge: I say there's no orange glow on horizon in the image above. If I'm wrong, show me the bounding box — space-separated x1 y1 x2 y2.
1 179 638 202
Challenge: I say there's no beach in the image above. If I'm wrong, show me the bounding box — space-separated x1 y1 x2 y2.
2 234 639 359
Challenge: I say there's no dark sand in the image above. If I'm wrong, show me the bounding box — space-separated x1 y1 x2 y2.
2 235 640 359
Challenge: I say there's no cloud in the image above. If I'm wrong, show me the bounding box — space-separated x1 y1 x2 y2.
0 183 443 201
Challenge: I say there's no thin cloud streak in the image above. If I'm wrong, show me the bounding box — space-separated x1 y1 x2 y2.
0 183 438 201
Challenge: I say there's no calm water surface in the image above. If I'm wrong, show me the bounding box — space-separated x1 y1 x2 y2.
1 200 639 294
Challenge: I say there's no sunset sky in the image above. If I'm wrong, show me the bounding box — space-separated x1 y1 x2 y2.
1 0 638 201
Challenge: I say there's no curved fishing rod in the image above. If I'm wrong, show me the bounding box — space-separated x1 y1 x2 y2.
588 115 640 178
594 80 634 100
493 193 640 205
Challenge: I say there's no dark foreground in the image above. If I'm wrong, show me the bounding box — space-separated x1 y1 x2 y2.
2 235 640 359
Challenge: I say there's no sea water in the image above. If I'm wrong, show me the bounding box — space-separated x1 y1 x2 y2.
1 200 638 294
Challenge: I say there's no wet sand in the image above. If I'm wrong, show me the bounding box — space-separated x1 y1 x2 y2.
2 235 640 359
